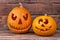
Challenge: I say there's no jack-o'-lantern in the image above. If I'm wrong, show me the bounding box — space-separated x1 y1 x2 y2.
7 3 32 33
32 14 57 36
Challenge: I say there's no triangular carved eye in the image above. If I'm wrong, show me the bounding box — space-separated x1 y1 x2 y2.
12 14 17 20
23 14 28 20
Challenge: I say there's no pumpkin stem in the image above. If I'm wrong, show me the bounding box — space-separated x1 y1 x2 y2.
19 3 23 7
45 14 47 16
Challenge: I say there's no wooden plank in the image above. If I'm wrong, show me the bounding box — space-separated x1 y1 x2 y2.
0 30 60 40
25 0 60 4
0 4 48 15
27 0 60 2
52 4 60 15
23 0 49 3
50 0 60 3
0 15 60 30
0 0 24 4
0 4 60 15
0 0 60 4
0 4 18 15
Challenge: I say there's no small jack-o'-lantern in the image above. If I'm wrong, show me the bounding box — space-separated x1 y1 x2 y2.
7 3 32 33
32 14 57 36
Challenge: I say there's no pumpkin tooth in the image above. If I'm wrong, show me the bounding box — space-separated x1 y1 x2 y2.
45 29 48 31
40 29 44 31
20 26 28 30
14 26 16 29
49 26 52 28
9 24 30 30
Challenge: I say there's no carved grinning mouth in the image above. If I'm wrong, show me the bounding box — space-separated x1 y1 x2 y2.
35 26 52 31
9 24 30 30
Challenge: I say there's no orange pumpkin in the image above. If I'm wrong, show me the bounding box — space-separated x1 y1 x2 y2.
32 14 57 36
7 3 32 33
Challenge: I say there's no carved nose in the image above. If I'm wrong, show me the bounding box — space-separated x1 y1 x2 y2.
18 19 22 24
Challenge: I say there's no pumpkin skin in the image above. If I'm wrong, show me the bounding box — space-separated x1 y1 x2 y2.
7 6 32 33
32 14 57 36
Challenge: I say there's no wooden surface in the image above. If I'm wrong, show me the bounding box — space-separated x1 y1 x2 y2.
0 0 60 40
0 30 60 40
0 0 60 3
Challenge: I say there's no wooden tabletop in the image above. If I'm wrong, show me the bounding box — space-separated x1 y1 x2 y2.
0 30 60 40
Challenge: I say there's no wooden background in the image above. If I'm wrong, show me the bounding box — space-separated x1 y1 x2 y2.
0 0 60 40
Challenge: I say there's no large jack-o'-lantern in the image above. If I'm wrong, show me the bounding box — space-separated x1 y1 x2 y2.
7 3 32 33
32 14 57 36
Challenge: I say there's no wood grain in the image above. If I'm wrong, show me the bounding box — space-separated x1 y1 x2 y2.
25 0 60 4
0 0 60 4
0 0 24 4
0 30 60 40
0 4 60 15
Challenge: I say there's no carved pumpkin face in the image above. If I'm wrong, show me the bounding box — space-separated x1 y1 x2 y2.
7 7 32 33
32 15 57 36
